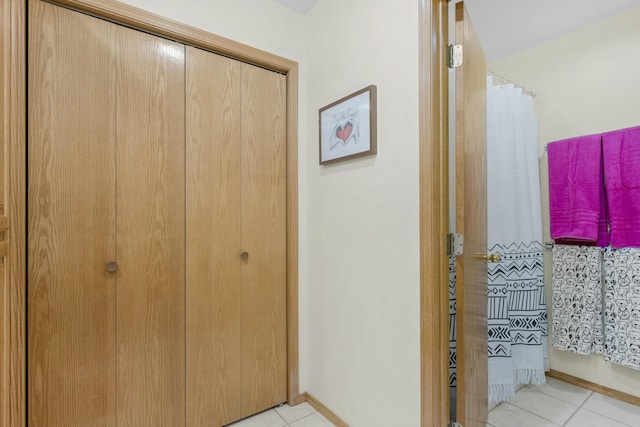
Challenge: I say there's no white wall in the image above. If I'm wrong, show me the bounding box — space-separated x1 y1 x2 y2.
117 1 422 425
303 0 421 425
490 6 640 155
491 6 640 397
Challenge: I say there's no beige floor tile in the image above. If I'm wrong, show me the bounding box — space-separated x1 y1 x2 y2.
226 409 288 427
290 412 336 427
583 392 640 426
275 402 317 423
565 408 630 427
527 377 592 406
488 402 560 427
508 387 578 425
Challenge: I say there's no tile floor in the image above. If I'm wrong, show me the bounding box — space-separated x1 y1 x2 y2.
226 378 640 427
226 402 336 427
488 377 640 427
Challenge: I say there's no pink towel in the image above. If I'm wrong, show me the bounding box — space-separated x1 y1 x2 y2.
548 134 608 246
602 126 640 248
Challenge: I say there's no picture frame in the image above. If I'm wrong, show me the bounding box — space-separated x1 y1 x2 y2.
319 85 377 165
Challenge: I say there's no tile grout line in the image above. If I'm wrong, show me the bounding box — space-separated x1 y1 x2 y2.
539 380 640 426
507 387 577 425
491 382 640 427
273 407 292 426
505 402 563 426
572 395 638 427
560 389 593 426
534 383 591 406
226 403 326 427
289 410 320 426
526 382 593 426
524 382 607 426
275 404 321 427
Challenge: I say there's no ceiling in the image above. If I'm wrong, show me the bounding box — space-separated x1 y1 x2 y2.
272 0 640 62
463 0 640 62
271 0 318 14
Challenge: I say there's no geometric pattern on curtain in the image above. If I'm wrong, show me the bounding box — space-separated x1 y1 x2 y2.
486 76 548 403
449 255 457 419
449 255 457 389
488 241 548 402
489 241 546 356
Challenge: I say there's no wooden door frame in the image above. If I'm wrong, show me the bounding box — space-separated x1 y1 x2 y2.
419 0 450 426
2 0 300 425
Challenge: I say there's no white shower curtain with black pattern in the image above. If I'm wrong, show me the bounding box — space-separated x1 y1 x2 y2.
487 76 548 403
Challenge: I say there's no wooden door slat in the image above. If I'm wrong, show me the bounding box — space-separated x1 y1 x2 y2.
240 63 288 415
114 25 186 427
185 46 243 426
28 2 118 425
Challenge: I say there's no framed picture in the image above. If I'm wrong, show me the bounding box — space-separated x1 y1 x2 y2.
319 85 377 165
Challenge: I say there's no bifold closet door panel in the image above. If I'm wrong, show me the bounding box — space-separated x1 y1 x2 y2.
114 27 186 427
185 47 242 426
240 63 287 414
27 1 118 426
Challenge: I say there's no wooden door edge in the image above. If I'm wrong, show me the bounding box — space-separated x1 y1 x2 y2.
4 0 27 426
7 0 301 423
286 64 301 405
419 0 450 426
1 3 5 424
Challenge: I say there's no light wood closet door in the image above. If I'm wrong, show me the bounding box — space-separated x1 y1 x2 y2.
186 48 243 426
28 1 118 426
115 25 186 427
28 2 186 426
186 49 287 426
240 63 287 415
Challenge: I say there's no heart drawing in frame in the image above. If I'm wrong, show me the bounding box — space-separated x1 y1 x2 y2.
319 85 377 165
329 107 360 150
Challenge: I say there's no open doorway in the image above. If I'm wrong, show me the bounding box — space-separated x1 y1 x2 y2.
449 1 640 426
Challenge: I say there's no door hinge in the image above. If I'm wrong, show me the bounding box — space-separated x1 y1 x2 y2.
447 233 464 257
447 44 463 68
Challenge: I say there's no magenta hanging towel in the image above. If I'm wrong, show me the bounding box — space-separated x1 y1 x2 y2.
548 134 607 245
602 125 640 248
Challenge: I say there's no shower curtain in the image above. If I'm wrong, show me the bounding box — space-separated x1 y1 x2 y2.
487 77 548 403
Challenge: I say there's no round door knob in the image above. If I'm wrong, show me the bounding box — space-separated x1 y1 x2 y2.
105 261 119 272
240 251 249 261
485 253 501 263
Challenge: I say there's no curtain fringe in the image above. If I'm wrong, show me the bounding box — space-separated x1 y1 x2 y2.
489 383 515 403
514 368 546 385
489 368 547 403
